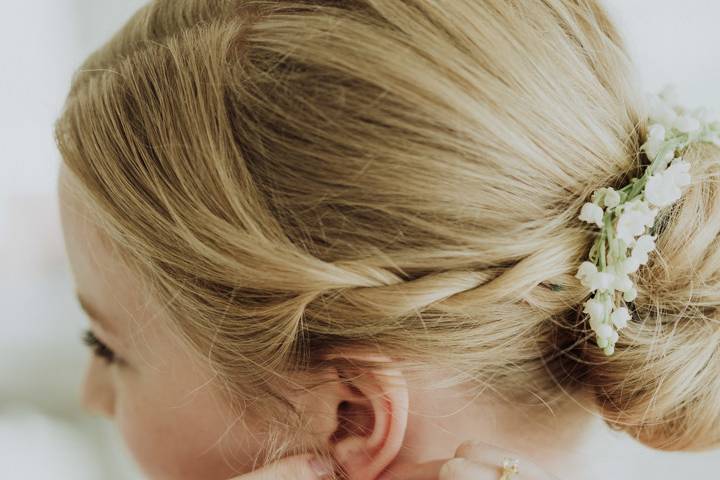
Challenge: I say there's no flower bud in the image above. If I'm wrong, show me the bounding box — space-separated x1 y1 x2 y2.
595 323 614 339
674 115 701 133
603 188 620 208
584 297 609 326
611 307 630 329
648 123 666 141
611 270 634 293
623 286 637 302
620 256 640 274
579 202 604 228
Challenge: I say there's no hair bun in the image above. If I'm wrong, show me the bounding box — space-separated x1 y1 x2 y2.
583 139 720 451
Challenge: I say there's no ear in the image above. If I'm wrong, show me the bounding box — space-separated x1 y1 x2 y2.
300 351 409 480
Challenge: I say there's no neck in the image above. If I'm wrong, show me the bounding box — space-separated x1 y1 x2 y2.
391 371 652 480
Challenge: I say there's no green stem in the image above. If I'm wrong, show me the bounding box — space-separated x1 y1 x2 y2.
589 238 599 264
625 137 682 200
599 210 614 271
605 214 615 264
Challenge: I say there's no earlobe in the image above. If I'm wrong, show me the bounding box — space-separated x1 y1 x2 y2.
326 353 409 480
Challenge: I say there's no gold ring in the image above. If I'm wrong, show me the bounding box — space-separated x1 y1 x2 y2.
499 457 519 479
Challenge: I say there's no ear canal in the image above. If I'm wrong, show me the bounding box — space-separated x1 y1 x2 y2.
331 400 374 441
330 389 376 470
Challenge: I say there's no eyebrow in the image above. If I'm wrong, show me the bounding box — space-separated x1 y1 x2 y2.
76 291 117 336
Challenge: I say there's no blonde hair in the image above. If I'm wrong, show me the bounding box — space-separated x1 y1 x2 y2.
54 0 720 471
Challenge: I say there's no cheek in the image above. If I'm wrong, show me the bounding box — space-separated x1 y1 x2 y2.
113 379 264 480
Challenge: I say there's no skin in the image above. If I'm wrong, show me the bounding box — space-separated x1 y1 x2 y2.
58 164 268 480
58 163 652 480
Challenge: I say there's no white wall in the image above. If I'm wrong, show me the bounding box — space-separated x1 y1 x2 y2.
603 0 720 109
0 1 718 478
1 2 148 478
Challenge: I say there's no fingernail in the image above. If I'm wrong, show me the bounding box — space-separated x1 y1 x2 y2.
459 439 482 449
456 439 482 456
309 456 334 479
440 458 468 478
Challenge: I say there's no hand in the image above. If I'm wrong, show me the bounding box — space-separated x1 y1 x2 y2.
377 439 560 480
225 453 334 480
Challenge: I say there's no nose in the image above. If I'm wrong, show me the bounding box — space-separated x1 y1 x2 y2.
81 358 115 418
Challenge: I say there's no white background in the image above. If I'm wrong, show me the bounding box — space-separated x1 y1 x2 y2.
0 1 718 478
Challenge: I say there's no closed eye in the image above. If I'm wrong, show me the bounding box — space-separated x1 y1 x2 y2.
82 329 116 364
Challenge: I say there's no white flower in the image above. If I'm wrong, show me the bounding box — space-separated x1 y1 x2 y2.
575 261 597 287
648 93 678 129
580 269 614 293
611 306 630 329
700 128 720 146
667 157 692 183
642 121 676 164
623 285 637 302
674 115 701 134
576 260 597 276
645 158 691 208
618 255 640 274
630 234 656 265
592 187 621 208
643 124 668 160
692 106 720 126
604 262 633 293
577 85 713 357
649 123 667 142
609 328 619 343
608 262 639 301
604 188 620 208
611 269 634 294
583 297 610 329
576 262 616 294
615 198 658 244
648 144 675 165
595 322 614 340
643 139 661 161
579 202 604 228
588 308 604 332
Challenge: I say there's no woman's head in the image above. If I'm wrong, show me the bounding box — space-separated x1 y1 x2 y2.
55 0 720 477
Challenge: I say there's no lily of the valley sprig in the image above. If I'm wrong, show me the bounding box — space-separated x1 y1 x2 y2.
575 84 720 356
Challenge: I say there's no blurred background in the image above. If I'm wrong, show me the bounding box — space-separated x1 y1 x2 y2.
1 0 719 478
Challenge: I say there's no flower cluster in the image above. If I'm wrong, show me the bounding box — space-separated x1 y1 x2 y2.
575 84 720 356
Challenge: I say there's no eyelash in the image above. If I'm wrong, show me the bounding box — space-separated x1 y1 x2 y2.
82 329 117 365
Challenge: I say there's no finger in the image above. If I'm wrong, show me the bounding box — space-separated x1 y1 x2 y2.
377 459 448 480
454 439 516 465
454 440 558 480
375 442 517 480
225 454 334 480
439 457 501 480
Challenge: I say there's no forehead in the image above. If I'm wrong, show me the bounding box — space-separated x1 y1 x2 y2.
57 165 196 367
58 166 107 257
58 165 147 339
